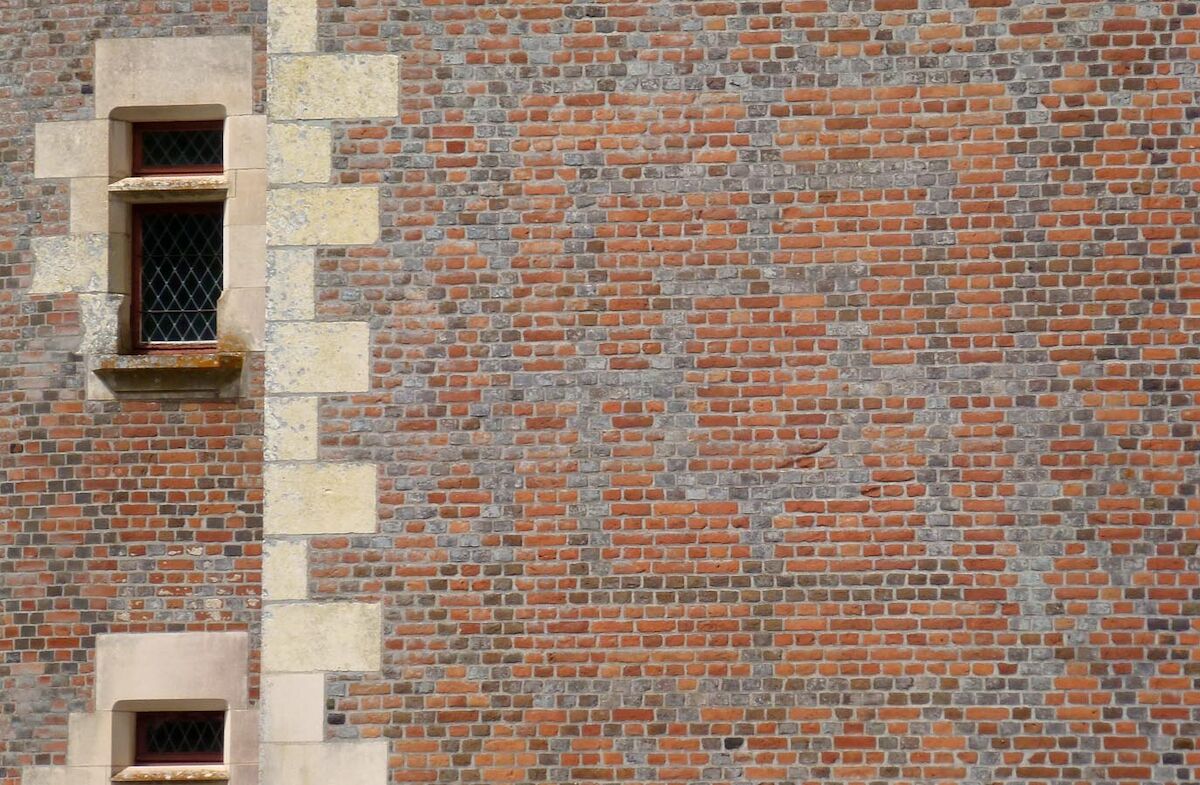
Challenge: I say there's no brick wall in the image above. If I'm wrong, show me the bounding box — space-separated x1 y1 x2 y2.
309 1 1200 783
0 4 265 781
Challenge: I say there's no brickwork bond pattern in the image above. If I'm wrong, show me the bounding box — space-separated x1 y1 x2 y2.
0 4 265 782
311 1 1200 784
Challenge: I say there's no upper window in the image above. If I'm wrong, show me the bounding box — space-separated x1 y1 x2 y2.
132 121 223 175
135 710 225 765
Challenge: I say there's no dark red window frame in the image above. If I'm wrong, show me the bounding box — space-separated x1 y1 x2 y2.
132 120 224 175
134 710 225 765
131 202 224 353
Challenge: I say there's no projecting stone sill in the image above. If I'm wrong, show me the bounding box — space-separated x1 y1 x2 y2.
112 765 228 782
93 352 243 400
108 174 228 203
112 768 229 782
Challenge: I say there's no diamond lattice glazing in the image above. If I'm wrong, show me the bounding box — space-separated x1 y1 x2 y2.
138 127 223 171
139 712 224 760
138 209 223 345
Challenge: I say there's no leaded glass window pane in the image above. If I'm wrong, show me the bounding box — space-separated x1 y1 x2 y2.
135 711 225 764
137 207 223 346
136 125 223 172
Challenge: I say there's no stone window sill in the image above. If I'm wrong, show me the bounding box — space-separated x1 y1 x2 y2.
109 174 228 203
93 352 243 400
112 765 229 782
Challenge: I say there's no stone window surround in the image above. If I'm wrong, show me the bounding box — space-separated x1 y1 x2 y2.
21 632 258 785
31 36 265 401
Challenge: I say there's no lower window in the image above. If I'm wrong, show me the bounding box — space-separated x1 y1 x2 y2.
135 710 225 765
132 203 224 351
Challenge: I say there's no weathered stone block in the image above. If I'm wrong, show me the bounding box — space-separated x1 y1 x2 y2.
262 603 382 673
95 36 254 117
30 234 109 294
264 395 318 461
263 462 377 535
263 538 308 600
269 55 398 120
267 187 380 246
266 321 370 393
267 123 331 184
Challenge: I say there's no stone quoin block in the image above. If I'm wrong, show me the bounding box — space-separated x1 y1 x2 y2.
262 602 382 673
262 461 377 535
265 321 370 393
269 55 399 120
266 186 380 247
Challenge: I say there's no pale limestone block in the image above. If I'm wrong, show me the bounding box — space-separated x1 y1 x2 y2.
95 36 254 118
269 55 398 120
217 287 266 352
226 114 267 170
21 767 67 785
263 741 386 785
67 712 132 767
226 709 260 765
30 234 108 294
95 632 249 710
85 356 118 402
264 396 318 461
60 768 107 785
229 765 259 785
111 711 136 768
69 178 116 234
267 187 379 246
263 462 376 535
265 248 315 321
227 169 267 226
269 0 319 54
109 121 132 180
264 539 308 600
34 121 109 179
78 293 125 354
266 321 370 393
261 673 324 743
225 224 267 288
107 232 131 295
262 603 382 673
267 123 331 184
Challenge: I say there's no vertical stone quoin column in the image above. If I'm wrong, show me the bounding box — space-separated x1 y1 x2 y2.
260 0 397 781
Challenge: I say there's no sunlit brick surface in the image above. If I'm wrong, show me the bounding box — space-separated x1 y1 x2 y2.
311 1 1200 783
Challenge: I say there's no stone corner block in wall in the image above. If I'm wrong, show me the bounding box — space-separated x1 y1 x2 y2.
267 124 331 185
20 768 68 785
269 54 398 120
95 631 249 710
264 395 318 461
267 187 380 247
266 321 370 394
263 462 377 535
269 0 319 54
95 36 253 118
265 248 315 322
263 538 309 600
262 602 382 674
33 121 110 179
30 234 109 294
263 740 387 785
261 673 324 743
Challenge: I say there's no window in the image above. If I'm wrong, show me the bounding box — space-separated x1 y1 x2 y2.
135 710 225 765
132 121 224 175
129 122 225 352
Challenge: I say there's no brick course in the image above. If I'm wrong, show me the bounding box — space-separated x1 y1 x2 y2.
0 3 265 782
